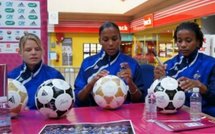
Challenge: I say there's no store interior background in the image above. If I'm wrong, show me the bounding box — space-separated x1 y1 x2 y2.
46 0 215 87
2 0 209 88
48 0 215 67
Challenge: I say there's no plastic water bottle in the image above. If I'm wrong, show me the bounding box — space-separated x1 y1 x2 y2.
0 96 11 134
144 90 157 122
190 87 202 121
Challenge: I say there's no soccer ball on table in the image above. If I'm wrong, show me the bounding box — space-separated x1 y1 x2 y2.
148 76 185 114
35 79 75 118
92 75 128 109
7 78 28 117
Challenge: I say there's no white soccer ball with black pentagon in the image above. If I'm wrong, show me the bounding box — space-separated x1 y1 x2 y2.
92 75 128 109
7 78 28 117
35 79 75 118
148 76 185 114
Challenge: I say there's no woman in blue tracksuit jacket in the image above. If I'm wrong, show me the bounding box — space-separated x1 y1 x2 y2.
8 33 64 109
154 22 215 116
74 21 145 107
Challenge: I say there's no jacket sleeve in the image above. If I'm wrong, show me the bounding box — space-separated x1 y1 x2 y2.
132 64 146 102
74 63 93 107
203 65 215 105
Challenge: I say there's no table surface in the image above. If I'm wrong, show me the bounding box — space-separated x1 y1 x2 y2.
11 103 215 134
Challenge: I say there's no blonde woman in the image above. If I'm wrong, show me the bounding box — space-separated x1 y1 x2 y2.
8 33 64 109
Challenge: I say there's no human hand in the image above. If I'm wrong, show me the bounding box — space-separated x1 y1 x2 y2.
154 64 166 79
94 70 109 80
79 70 110 101
178 76 202 92
88 70 109 86
117 62 132 84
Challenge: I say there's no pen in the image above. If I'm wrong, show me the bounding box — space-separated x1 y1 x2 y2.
151 50 163 65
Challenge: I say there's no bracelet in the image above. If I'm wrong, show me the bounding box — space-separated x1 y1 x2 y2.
129 88 138 95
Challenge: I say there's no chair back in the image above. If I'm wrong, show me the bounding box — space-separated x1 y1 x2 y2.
140 64 154 91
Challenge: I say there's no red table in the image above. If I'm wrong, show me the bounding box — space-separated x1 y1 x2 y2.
11 103 215 134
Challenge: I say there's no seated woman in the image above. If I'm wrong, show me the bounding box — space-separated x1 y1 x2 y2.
74 21 145 107
154 22 215 116
8 33 64 109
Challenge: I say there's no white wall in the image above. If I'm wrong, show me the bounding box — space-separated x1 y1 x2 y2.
47 0 148 14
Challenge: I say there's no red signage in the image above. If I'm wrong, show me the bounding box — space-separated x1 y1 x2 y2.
153 0 215 27
118 24 129 33
130 14 153 32
143 14 153 27
54 21 130 33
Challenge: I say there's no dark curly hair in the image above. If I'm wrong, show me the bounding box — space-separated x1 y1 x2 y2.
173 21 204 49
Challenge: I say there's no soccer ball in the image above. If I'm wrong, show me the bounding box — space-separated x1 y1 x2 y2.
148 76 185 114
35 79 75 118
7 78 28 117
92 75 128 109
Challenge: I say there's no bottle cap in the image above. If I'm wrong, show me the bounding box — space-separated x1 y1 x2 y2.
193 87 199 93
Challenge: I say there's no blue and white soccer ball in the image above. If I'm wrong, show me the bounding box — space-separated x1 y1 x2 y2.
35 79 75 118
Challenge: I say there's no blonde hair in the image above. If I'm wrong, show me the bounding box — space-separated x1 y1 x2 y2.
19 33 43 52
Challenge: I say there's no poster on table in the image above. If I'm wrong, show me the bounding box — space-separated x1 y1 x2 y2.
155 117 215 132
39 120 135 134
0 0 47 71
